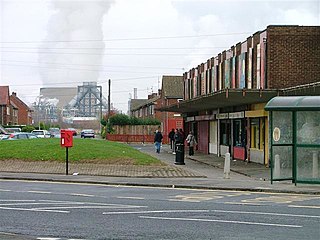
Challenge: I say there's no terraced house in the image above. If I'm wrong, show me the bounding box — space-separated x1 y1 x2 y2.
162 25 320 165
0 86 33 126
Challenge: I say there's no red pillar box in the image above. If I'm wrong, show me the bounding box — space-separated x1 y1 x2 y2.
60 129 73 148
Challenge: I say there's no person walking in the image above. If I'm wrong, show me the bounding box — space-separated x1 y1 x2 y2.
173 128 182 154
154 130 163 153
186 131 197 156
168 128 175 150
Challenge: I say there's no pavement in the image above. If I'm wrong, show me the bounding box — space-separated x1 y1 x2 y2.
0 143 319 194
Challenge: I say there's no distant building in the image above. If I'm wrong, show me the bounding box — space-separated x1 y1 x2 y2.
10 92 33 125
128 75 184 143
34 82 109 125
0 86 32 126
157 75 184 139
129 93 160 119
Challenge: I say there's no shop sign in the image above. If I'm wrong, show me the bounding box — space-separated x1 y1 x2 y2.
216 113 229 119
195 114 216 121
273 127 281 142
229 111 245 119
185 116 195 122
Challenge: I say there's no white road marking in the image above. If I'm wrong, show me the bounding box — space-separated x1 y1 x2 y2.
289 205 320 209
116 196 145 200
39 199 147 208
103 210 210 215
0 189 12 192
209 209 320 219
70 193 95 197
27 191 52 194
0 206 69 213
223 201 265 206
0 200 35 202
34 205 145 210
139 216 302 228
167 199 200 203
37 238 61 240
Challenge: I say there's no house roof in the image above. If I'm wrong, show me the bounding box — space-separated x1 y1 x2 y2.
161 75 183 99
10 93 31 111
130 96 160 111
130 99 148 111
0 86 9 105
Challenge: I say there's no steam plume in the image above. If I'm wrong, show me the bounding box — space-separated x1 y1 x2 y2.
39 0 113 87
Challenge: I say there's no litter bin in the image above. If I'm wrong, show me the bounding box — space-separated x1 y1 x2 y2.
175 143 185 165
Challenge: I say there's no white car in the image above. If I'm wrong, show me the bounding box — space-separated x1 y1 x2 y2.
31 130 50 138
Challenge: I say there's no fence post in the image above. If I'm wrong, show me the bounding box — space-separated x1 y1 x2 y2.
312 151 319 178
224 153 230 179
274 154 281 179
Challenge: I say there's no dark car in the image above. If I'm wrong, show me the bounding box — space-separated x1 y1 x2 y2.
81 129 95 138
4 132 38 140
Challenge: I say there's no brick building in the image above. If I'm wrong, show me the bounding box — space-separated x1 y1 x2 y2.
10 92 33 125
0 87 33 126
157 75 184 141
0 86 12 125
162 25 320 165
128 76 184 143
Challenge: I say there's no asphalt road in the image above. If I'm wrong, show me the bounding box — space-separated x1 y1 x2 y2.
0 180 319 240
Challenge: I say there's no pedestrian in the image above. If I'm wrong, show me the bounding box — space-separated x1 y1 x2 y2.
154 130 163 153
179 128 185 141
186 131 197 156
168 128 175 150
173 128 182 154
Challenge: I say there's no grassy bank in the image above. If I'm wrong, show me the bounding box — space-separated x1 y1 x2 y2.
0 138 162 166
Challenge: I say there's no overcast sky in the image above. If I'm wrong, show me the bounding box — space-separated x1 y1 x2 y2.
1 0 319 113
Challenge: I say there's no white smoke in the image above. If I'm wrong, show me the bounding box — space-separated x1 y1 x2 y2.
39 0 114 87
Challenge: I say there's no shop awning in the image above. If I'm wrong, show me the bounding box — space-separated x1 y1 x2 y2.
265 96 320 111
157 89 279 113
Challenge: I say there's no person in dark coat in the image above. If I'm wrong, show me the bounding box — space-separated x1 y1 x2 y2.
154 130 163 153
173 128 182 154
168 128 175 150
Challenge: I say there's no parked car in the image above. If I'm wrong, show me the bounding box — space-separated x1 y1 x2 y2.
4 127 21 133
0 134 10 140
49 128 61 138
67 128 78 136
31 130 50 138
80 129 95 138
4 132 38 140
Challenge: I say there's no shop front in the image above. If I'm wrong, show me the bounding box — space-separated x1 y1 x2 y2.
230 111 246 160
245 106 269 165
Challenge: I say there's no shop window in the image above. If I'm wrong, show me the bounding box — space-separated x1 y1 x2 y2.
233 119 246 147
251 118 260 149
220 120 231 145
250 117 265 150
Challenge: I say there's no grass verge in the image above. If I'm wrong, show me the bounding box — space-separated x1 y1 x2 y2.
0 138 163 166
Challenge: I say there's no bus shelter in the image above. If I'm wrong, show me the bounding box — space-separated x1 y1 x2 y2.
265 96 320 185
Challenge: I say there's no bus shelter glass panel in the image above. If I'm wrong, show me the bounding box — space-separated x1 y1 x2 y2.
272 146 293 180
272 111 292 145
297 111 320 144
296 147 320 182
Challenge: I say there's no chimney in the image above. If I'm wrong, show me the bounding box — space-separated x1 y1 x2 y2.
12 92 17 97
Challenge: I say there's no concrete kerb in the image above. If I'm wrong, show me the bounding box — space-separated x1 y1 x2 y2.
1 173 319 195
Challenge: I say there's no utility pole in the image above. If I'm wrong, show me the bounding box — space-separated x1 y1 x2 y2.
108 79 111 117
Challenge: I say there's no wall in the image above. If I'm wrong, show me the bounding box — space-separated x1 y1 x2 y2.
267 26 320 89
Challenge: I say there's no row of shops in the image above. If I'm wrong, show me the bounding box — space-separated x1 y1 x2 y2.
184 102 269 165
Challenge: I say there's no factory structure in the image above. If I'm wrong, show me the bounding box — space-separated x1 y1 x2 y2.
33 82 109 127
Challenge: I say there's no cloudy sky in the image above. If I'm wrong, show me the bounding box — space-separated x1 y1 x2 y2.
1 0 319 113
